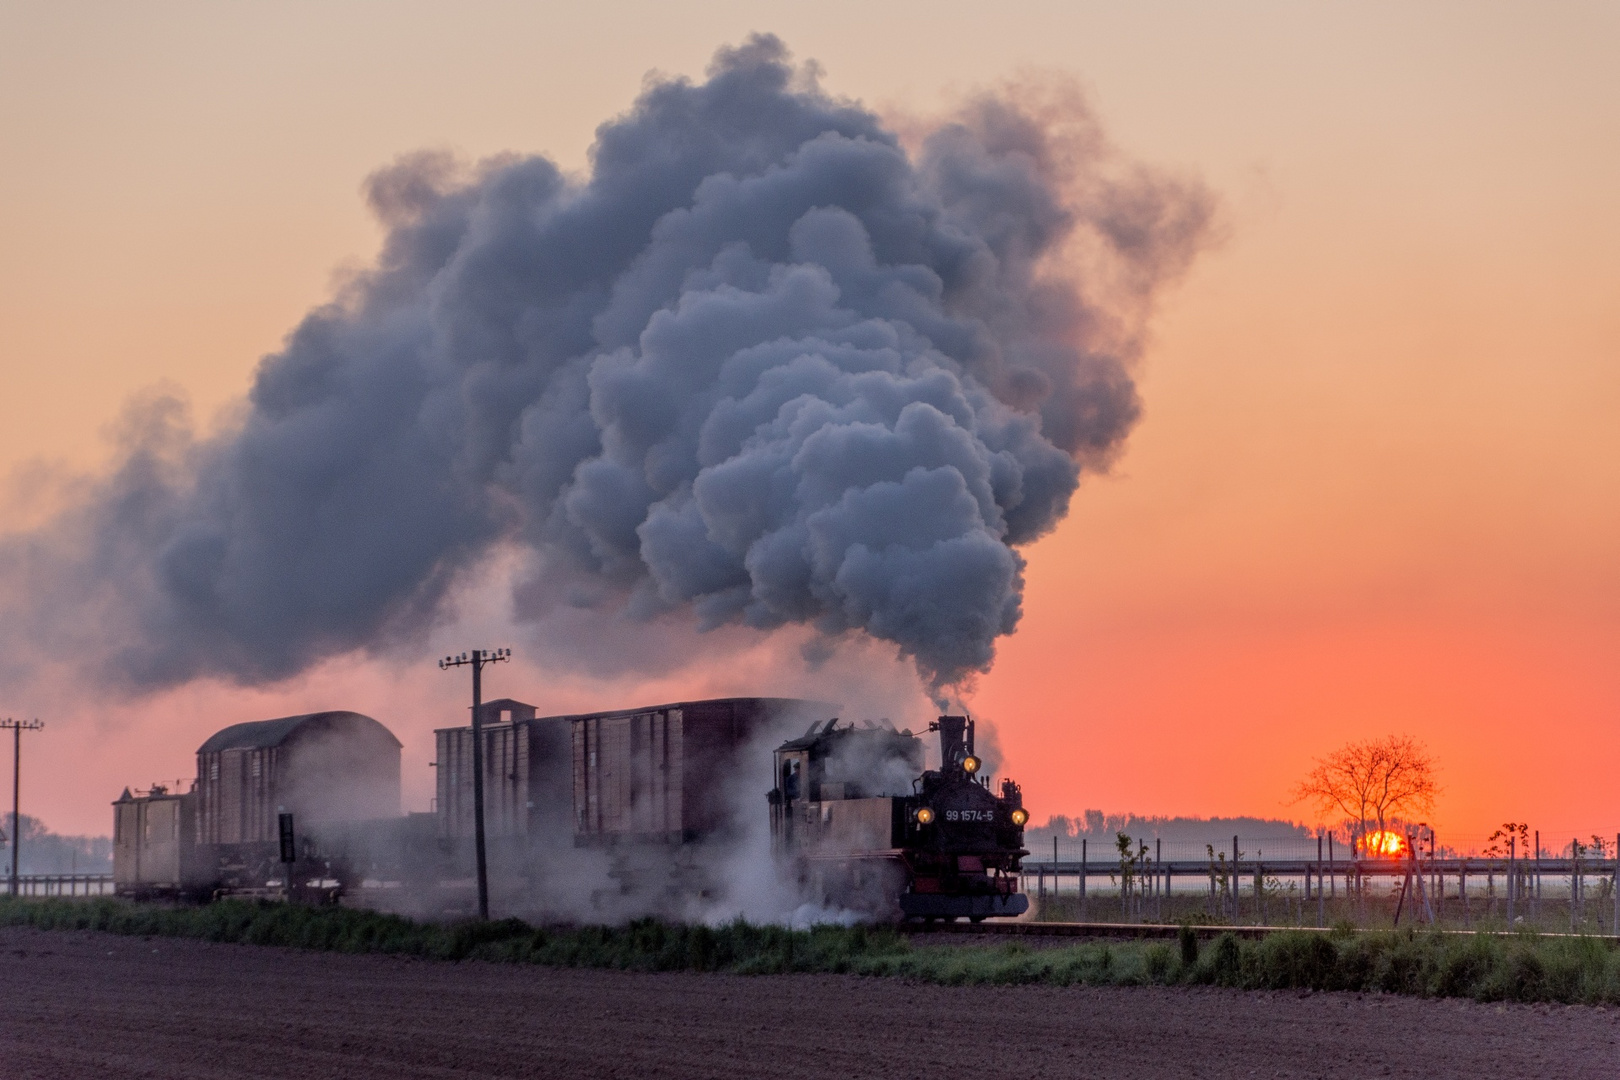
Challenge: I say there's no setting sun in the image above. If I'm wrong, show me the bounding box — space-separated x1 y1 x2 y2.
1357 831 1409 859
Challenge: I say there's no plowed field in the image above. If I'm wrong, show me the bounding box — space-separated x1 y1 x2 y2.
1 926 1616 1079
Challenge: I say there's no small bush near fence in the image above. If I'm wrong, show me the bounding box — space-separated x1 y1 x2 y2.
3 897 1619 1004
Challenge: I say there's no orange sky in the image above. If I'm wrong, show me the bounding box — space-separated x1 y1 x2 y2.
1 3 1616 843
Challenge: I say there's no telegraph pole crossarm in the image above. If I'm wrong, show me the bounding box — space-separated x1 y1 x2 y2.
1 718 45 897
438 649 510 920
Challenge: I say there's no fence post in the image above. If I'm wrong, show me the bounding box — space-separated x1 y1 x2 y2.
1507 835 1516 924
1156 838 1163 921
1460 859 1469 926
1232 836 1240 924
1317 834 1325 927
1122 844 1130 921
1571 836 1578 933
1347 854 1360 932
1256 851 1265 926
1080 838 1087 920
1613 832 1618 936
1432 834 1439 919
1328 834 1336 899
1431 832 1440 920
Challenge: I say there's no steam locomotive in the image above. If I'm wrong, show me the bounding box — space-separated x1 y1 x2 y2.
769 714 1029 921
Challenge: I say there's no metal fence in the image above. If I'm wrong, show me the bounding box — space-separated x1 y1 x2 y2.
1030 831 1620 864
1017 836 1620 931
4 874 114 897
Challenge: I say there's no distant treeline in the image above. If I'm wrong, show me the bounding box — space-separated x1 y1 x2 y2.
2 814 112 875
1029 811 1315 846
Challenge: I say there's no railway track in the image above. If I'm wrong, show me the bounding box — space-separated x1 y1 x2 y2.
904 919 1620 942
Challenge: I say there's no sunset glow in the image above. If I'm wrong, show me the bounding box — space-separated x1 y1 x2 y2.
0 3 1616 847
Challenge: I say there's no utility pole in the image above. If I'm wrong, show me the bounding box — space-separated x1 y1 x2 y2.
438 649 509 920
2 719 44 896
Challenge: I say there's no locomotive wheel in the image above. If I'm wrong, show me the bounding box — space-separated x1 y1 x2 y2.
969 916 986 924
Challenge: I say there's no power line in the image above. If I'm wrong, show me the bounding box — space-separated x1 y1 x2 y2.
438 649 509 920
1 718 44 896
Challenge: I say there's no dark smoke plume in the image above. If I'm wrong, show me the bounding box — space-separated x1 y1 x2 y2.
0 37 1211 692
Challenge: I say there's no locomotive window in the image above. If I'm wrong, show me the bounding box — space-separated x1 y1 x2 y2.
251 757 262 778
208 760 220 781
782 759 800 801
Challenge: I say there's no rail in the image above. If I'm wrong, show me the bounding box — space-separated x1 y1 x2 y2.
909 919 1620 942
4 874 115 897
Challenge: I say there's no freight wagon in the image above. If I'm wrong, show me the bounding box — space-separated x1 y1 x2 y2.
571 697 828 844
433 697 829 905
433 697 828 847
434 699 571 842
113 710 402 897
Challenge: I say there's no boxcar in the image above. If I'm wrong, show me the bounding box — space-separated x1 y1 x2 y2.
434 697 828 848
194 710 401 845
434 698 571 841
113 710 403 897
570 697 828 845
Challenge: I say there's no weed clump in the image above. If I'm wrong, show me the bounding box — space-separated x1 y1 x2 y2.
1178 924 1199 965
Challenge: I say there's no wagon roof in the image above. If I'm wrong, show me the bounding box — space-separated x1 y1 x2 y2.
197 710 400 754
480 697 534 711
541 696 833 723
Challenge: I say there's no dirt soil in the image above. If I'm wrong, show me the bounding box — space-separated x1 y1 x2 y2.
2 926 1617 1079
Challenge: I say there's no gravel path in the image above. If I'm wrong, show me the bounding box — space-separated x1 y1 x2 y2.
1 926 1616 1079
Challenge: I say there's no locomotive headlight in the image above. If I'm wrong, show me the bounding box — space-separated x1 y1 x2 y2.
1010 808 1029 827
915 807 935 825
962 755 982 775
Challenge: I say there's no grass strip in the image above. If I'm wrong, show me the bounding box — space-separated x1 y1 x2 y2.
4 897 1620 1004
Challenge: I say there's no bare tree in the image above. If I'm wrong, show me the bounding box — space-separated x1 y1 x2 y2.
1293 735 1439 843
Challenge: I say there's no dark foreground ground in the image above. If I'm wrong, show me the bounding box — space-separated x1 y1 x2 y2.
1 926 1617 1079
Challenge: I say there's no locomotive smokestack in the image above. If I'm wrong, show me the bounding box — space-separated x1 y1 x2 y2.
935 715 968 769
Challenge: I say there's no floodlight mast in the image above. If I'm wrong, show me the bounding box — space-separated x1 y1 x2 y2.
0 718 44 896
438 648 509 920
